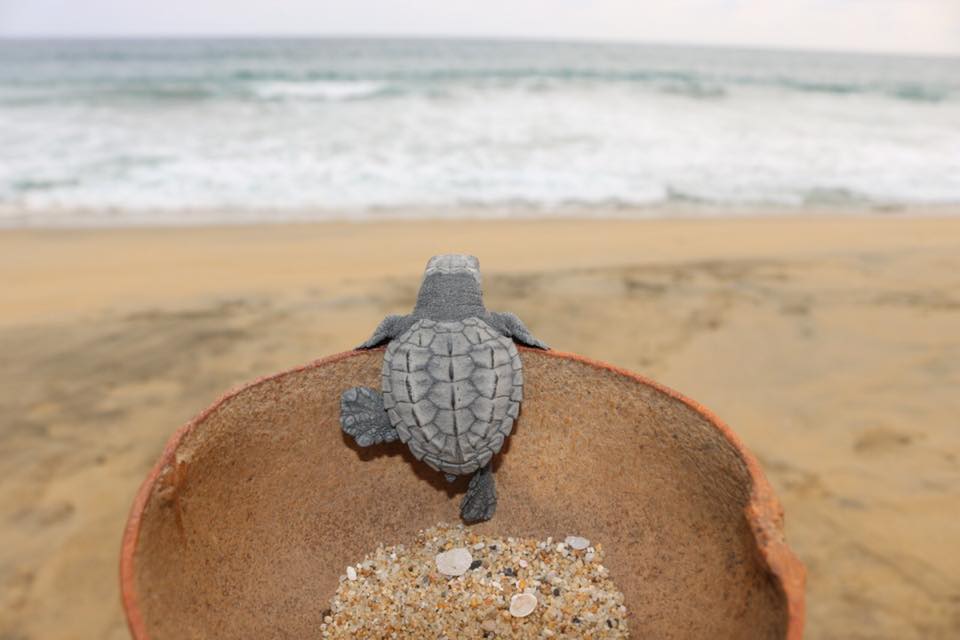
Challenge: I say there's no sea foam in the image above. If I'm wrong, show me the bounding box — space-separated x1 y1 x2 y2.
0 38 957 225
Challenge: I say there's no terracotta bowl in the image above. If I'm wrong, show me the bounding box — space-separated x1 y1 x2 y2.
121 348 805 639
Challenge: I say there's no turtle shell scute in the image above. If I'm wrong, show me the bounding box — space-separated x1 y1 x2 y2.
382 317 521 476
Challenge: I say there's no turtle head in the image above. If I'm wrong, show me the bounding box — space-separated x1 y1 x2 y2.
414 254 485 320
424 254 481 284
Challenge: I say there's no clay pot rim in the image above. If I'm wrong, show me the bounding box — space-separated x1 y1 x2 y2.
120 348 806 639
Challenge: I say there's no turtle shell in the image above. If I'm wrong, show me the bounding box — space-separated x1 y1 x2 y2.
381 317 522 476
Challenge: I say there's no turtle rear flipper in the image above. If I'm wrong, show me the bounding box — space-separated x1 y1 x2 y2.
460 463 497 523
340 386 398 447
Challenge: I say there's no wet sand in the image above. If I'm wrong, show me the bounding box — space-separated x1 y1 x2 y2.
1 215 959 638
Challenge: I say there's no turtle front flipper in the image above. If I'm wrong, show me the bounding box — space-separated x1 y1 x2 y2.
356 314 414 349
460 464 497 523
340 386 398 447
487 311 548 349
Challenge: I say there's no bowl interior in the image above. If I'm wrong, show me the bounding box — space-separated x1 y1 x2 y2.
125 349 793 639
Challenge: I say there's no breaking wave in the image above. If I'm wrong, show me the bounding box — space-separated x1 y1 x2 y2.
1 38 958 223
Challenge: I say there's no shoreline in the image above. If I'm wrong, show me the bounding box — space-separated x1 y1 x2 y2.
2 202 958 230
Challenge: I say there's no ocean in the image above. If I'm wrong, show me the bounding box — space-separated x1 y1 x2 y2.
0 38 958 226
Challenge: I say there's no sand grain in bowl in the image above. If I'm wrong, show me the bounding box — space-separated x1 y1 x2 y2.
320 523 629 638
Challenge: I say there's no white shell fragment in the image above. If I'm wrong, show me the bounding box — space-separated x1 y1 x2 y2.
435 547 473 576
346 566 357 581
565 535 590 550
509 592 538 618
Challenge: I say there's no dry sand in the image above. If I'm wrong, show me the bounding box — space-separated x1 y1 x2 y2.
1 215 959 638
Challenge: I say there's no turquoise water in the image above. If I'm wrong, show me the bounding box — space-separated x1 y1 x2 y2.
1 38 958 224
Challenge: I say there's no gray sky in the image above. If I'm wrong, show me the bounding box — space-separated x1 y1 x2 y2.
1 0 958 55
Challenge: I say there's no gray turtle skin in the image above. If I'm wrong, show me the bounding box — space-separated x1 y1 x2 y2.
339 254 547 523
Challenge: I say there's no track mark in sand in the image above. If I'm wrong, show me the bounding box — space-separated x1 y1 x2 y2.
853 426 914 454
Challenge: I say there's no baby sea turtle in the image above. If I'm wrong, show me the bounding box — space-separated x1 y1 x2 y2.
339 254 548 523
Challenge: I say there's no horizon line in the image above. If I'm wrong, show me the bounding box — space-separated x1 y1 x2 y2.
1 32 958 60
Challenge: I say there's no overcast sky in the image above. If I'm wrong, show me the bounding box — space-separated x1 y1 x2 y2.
1 0 958 55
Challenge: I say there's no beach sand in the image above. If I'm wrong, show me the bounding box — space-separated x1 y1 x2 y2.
1 215 959 638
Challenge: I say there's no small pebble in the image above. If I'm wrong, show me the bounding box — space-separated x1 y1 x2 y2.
509 592 538 618
565 535 590 550
435 547 473 576
345 566 357 581
518 558 529 568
